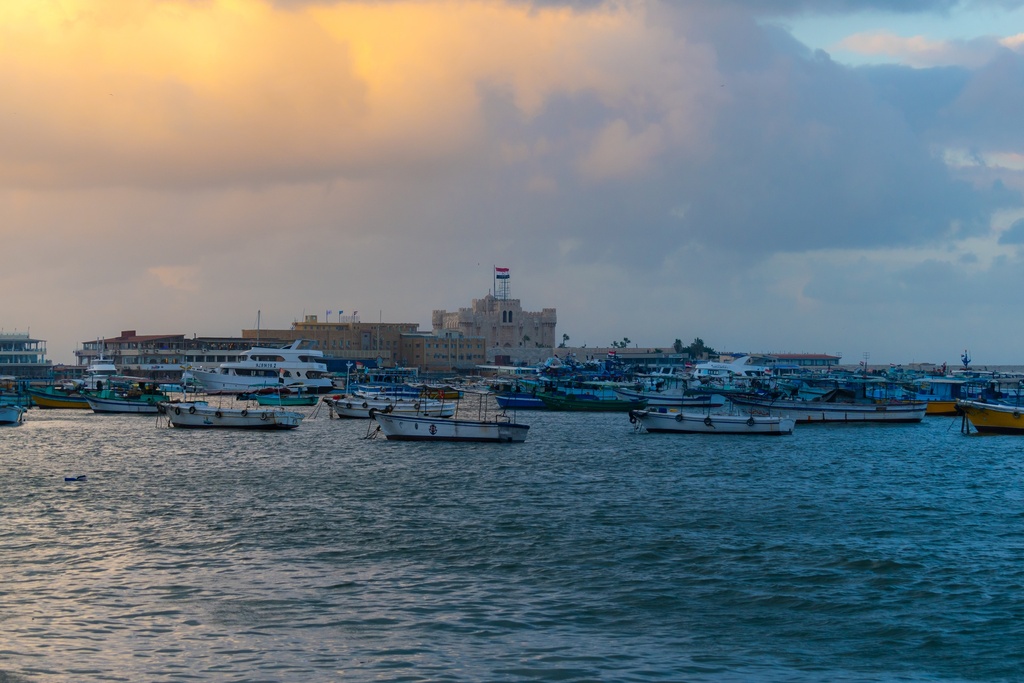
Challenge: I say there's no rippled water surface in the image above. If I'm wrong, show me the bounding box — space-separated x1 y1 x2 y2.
2 404 1023 681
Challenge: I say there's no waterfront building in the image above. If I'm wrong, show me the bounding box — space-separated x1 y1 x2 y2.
0 332 52 379
399 330 488 373
74 331 278 382
247 315 489 373
246 314 420 372
432 268 557 354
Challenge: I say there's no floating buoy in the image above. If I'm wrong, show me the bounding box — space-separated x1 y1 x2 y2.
64 475 87 482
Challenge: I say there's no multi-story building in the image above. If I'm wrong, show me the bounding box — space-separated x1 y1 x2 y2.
399 331 488 373
244 315 420 371
0 332 52 379
74 331 275 382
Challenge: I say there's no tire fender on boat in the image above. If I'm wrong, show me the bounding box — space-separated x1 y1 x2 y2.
261 412 269 421
675 413 684 423
240 409 248 417
188 405 196 414
704 416 713 427
174 406 181 415
215 410 223 418
362 402 368 409
747 416 756 427
346 402 353 409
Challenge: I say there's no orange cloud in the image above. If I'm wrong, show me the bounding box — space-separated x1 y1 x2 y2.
0 0 719 189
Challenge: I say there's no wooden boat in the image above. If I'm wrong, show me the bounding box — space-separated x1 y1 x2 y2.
729 383 927 424
494 391 547 410
0 404 26 424
325 393 456 419
629 408 794 435
159 401 303 429
86 380 169 414
957 400 1024 434
373 411 528 442
27 384 91 409
537 393 647 412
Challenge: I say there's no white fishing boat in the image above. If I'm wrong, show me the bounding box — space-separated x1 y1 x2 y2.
0 404 26 425
189 340 333 395
325 393 456 419
729 391 927 423
629 408 794 435
373 412 529 442
159 401 303 429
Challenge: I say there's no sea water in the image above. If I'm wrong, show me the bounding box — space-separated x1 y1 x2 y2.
1 404 1022 682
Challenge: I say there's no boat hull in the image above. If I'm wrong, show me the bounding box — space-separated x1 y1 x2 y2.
0 404 26 424
494 393 547 410
958 400 1024 434
160 402 303 429
630 409 794 435
87 395 164 414
729 396 927 423
537 394 647 412
924 400 960 416
27 387 91 409
374 413 529 442
254 395 319 406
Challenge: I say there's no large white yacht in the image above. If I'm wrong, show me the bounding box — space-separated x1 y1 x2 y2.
189 340 333 394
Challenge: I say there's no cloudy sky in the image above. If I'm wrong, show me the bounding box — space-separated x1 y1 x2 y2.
3 0 1023 365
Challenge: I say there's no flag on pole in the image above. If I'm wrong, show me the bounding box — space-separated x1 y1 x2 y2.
495 266 510 279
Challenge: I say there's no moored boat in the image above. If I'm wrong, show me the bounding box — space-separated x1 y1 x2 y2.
159 401 303 429
957 400 1024 434
537 393 647 412
189 340 333 394
629 408 794 435
373 411 529 442
494 391 547 410
86 380 170 414
0 404 26 424
729 393 927 423
27 384 91 409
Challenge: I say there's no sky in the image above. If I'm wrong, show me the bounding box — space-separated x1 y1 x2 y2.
3 0 1024 366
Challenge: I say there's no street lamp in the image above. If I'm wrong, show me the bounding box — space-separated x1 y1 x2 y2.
345 361 353 393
